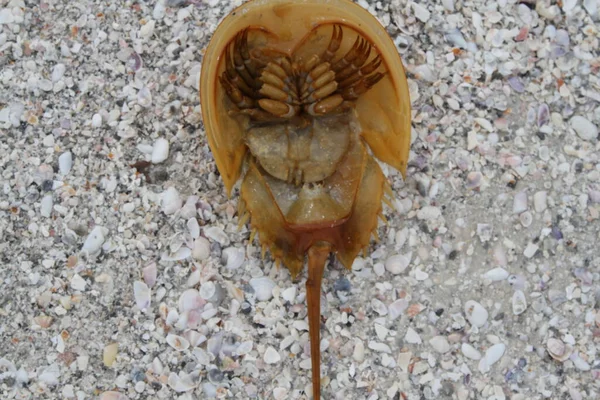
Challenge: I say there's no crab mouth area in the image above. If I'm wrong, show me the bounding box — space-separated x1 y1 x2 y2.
219 24 386 123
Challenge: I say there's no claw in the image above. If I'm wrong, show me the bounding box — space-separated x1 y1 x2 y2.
249 228 257 244
340 72 385 100
220 76 255 109
238 212 250 229
322 24 343 62
339 55 382 88
336 42 371 81
332 36 362 72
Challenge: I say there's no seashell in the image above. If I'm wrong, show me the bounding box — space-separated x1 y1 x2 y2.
133 281 151 310
161 187 182 215
183 330 207 347
199 281 225 305
512 290 527 315
192 237 211 260
166 334 190 351
204 226 230 246
167 371 201 393
34 315 54 328
187 218 200 239
81 226 108 255
519 211 533 227
537 103 549 127
99 392 128 400
103 343 118 367
161 246 191 262
461 343 482 360
249 277 276 301
464 300 488 327
384 253 411 275
221 247 245 270
483 267 509 281
547 338 572 362
142 262 157 288
178 289 205 313
166 309 179 327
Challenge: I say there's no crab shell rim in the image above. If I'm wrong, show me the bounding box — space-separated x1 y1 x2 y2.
199 0 412 196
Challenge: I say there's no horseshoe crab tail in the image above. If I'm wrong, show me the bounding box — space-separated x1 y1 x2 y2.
306 241 331 400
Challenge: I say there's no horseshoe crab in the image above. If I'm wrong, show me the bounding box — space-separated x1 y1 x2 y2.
199 0 411 398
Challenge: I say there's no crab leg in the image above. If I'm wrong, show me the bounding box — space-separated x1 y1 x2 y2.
339 55 382 88
306 241 331 400
321 24 343 62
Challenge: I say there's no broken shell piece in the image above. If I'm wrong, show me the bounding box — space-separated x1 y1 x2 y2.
99 392 128 400
222 247 245 270
133 281 151 310
103 343 118 367
168 370 201 392
166 334 191 351
547 338 572 362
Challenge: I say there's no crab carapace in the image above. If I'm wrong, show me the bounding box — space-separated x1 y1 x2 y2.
199 0 411 398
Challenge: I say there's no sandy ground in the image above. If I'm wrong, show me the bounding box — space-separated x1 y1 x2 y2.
1 0 600 399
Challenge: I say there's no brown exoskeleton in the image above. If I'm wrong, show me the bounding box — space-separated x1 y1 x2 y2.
200 1 411 398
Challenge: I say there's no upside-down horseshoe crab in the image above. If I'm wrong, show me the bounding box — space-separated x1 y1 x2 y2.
199 0 411 397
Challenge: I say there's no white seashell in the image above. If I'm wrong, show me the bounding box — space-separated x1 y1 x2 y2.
534 191 547 212
221 247 245 270
405 327 422 344
162 187 182 215
178 289 205 313
388 299 409 320
161 246 191 262
513 191 528 214
166 309 179 326
167 371 200 392
250 277 276 301
180 196 199 219
192 237 210 260
519 211 533 227
183 330 206 347
368 341 392 353
151 138 169 164
485 343 505 366
187 218 200 239
193 348 210 365
99 392 127 400
133 281 151 310
273 387 288 400
236 341 253 356
166 334 190 351
40 194 53 217
547 338 572 362
199 281 217 301
464 300 488 327
523 242 539 258
82 226 108 255
461 343 482 360
70 274 87 291
569 116 598 141
58 152 73 175
281 286 297 303
429 336 450 353
412 2 430 22
512 290 527 315
204 226 230 246
385 253 411 274
483 267 509 281
264 346 281 364
142 262 157 288
584 0 598 16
